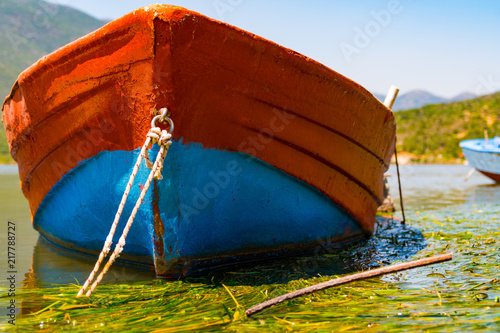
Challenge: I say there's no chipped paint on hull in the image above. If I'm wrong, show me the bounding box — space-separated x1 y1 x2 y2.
2 5 396 275
34 141 364 276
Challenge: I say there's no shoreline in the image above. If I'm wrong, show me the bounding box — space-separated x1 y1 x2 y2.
0 164 19 175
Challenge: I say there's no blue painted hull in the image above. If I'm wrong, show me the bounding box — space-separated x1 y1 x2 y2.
34 141 364 276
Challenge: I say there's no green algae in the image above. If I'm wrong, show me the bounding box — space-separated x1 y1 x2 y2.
2 205 499 332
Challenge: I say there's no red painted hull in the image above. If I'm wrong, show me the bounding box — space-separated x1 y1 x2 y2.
2 5 396 234
478 170 500 182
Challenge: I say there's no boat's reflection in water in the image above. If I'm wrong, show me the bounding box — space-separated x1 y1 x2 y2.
20 237 155 315
23 217 425 290
23 236 154 289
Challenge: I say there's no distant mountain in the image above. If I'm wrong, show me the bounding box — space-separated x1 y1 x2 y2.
449 92 476 102
392 90 447 110
374 90 477 111
0 0 106 162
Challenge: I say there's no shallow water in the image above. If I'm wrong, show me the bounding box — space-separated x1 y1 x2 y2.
1 164 499 331
388 164 500 210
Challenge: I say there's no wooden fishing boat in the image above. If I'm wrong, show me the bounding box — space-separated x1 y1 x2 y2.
2 5 396 277
460 137 500 182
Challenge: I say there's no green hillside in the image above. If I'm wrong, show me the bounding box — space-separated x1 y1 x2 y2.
0 0 105 163
394 92 500 162
0 121 10 163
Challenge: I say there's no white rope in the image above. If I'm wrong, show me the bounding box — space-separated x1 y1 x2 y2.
77 109 172 297
76 137 151 297
87 137 170 296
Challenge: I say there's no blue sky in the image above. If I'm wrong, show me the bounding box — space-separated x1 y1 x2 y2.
46 0 500 98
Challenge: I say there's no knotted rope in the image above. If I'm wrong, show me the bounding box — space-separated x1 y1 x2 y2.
77 108 173 297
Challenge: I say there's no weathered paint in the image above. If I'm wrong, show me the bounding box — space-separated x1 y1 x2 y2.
2 5 396 273
460 138 500 183
34 142 364 276
2 5 395 232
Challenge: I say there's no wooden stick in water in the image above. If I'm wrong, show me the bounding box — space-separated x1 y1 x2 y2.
393 145 406 224
245 253 452 317
383 85 406 224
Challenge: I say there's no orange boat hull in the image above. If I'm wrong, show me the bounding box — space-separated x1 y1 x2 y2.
2 5 396 273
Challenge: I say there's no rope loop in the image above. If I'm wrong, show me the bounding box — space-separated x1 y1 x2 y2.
147 128 172 147
145 108 173 176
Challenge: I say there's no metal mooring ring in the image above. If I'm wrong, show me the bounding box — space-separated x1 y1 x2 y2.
151 108 174 134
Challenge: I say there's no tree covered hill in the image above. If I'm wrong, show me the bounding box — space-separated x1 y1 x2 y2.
394 92 500 162
0 0 105 99
0 0 106 162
